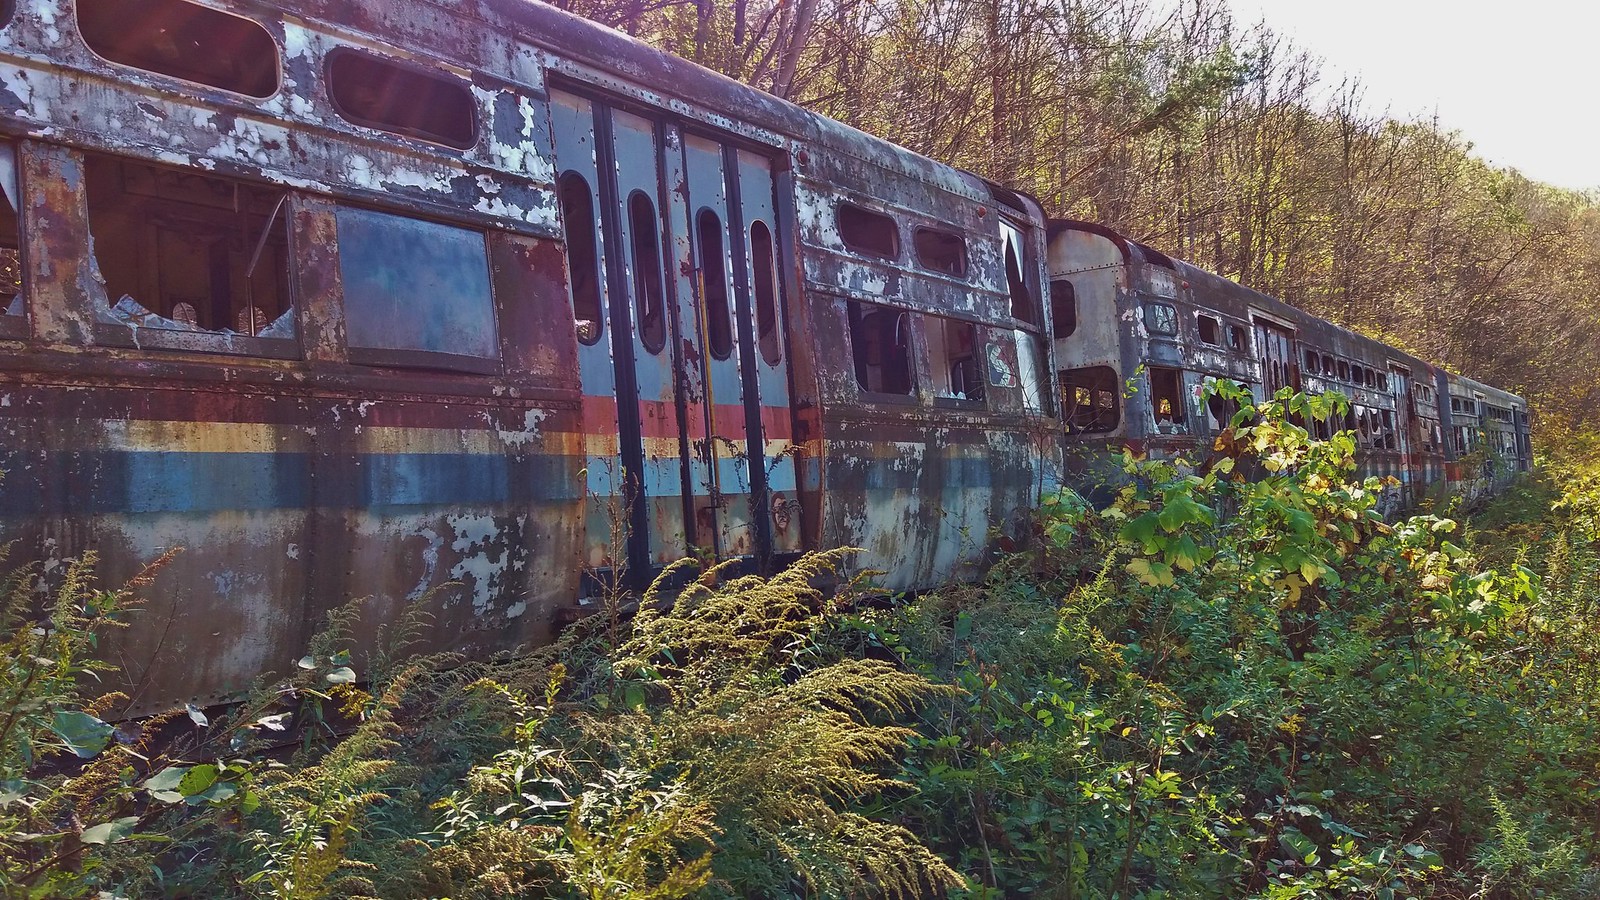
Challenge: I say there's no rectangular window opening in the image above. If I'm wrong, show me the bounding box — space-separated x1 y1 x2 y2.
78 0 278 98
1228 324 1247 351
335 204 498 370
927 315 985 402
914 226 967 277
1001 220 1039 326
1061 366 1120 434
327 48 476 150
1197 314 1220 345
1149 366 1186 430
87 154 294 347
847 299 913 395
0 144 21 322
1144 302 1177 335
837 202 898 259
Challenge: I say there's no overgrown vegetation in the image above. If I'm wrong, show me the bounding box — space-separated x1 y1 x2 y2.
4 387 1600 897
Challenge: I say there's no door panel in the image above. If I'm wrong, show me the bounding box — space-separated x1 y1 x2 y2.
1390 365 1421 488
550 89 799 578
734 150 802 555
1254 320 1295 398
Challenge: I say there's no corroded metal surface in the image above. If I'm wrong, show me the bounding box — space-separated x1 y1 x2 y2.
0 0 1060 716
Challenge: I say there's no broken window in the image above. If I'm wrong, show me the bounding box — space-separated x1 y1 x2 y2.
78 0 278 98
1381 409 1397 449
847 300 913 395
1149 366 1186 430
626 190 666 355
335 205 498 367
1143 302 1177 335
926 315 984 402
558 172 604 346
1336 360 1350 381
1000 220 1039 326
327 48 476 151
0 144 21 321
693 208 732 360
1205 381 1243 432
837 202 898 259
1197 314 1220 345
914 227 967 277
87 154 293 345
1061 366 1120 434
1228 324 1247 351
1050 279 1077 337
1303 349 1320 374
750 220 782 365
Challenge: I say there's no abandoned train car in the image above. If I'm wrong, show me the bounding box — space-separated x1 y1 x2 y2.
0 0 1056 715
1047 220 1532 506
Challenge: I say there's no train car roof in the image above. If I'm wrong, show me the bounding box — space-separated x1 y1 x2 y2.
465 0 1031 212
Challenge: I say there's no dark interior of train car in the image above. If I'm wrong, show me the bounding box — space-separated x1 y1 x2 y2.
84 154 292 337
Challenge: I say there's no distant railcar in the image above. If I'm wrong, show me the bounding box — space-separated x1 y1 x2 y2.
0 0 1525 718
1046 220 1531 505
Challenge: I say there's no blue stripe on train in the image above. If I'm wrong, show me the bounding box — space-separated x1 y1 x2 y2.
0 451 586 516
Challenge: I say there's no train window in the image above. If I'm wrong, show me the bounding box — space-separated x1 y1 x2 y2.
1061 366 1120 434
847 299 914 395
1382 410 1396 449
336 205 498 368
926 315 984 402
327 48 476 151
1050 279 1077 337
1000 222 1040 327
1303 349 1319 373
0 145 20 322
750 220 782 365
1321 353 1334 376
1149 367 1186 429
626 191 666 355
87 155 293 346
914 227 967 277
1143 302 1177 335
1197 314 1220 345
558 173 604 346
1228 324 1247 351
77 0 278 98
837 202 898 259
1337 360 1350 381
1205 380 1243 432
695 208 732 360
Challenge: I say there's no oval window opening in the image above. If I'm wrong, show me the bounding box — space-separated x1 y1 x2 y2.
750 220 781 365
77 0 278 98
696 208 733 361
627 191 666 355
327 48 476 150
558 172 603 346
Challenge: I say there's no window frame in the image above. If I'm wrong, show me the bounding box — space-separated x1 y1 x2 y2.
1060 365 1121 435
558 171 605 347
1197 314 1221 346
836 201 899 260
76 0 281 100
925 313 986 406
334 202 501 375
1050 278 1078 338
1143 301 1178 336
912 226 969 278
845 297 916 399
85 152 301 360
325 46 478 151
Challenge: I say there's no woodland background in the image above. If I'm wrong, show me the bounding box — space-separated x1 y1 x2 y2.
554 0 1599 446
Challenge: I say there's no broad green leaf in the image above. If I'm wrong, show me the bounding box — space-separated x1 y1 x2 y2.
178 764 218 798
325 666 357 684
80 816 139 845
51 711 113 759
144 766 188 793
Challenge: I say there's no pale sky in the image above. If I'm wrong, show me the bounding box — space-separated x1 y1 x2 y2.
1219 0 1599 192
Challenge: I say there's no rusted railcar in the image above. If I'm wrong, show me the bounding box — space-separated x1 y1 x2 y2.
0 0 1057 716
1047 220 1532 505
